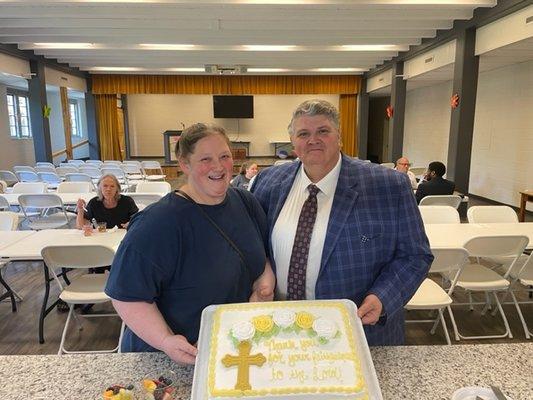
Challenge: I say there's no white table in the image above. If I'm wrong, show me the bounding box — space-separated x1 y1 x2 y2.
425 222 533 250
0 229 127 343
0 231 36 250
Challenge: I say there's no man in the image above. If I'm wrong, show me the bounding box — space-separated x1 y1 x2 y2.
395 157 418 189
251 99 432 345
415 161 455 204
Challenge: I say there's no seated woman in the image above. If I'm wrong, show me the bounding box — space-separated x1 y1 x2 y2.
76 174 139 230
231 162 258 190
105 123 275 364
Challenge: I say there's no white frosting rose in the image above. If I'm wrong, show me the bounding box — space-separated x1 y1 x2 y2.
231 321 256 341
272 310 296 328
312 318 338 340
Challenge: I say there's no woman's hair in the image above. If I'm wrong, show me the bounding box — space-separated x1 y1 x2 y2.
239 162 250 175
288 99 340 136
96 174 122 202
175 123 231 161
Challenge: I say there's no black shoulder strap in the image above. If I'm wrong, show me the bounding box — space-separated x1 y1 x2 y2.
175 190 246 266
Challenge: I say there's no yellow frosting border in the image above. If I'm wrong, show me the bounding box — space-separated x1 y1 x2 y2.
207 301 367 398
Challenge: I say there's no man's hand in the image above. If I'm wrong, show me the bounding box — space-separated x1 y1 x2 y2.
357 294 383 325
249 261 275 302
160 334 198 365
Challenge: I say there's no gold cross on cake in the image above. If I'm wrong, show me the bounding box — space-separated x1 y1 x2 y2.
221 340 266 391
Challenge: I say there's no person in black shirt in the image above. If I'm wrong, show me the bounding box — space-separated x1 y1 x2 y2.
415 161 455 204
76 174 138 229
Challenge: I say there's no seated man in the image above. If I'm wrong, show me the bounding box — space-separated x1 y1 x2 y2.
395 157 417 189
415 161 455 204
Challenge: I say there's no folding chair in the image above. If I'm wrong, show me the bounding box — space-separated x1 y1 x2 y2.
35 162 55 168
380 162 395 169
141 161 166 181
37 172 62 189
405 248 469 345
128 193 163 210
13 165 35 173
418 206 460 224
467 205 518 224
121 163 144 181
35 165 56 174
101 167 129 190
0 195 10 211
15 170 40 183
56 166 79 177
41 245 125 355
79 165 102 180
0 170 18 187
67 159 85 167
18 194 71 230
65 173 96 191
419 195 462 209
57 182 93 194
0 212 20 312
135 181 171 194
85 160 103 167
446 235 529 340
12 182 47 194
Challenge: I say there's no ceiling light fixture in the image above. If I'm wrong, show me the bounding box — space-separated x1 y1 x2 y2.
165 68 205 72
341 45 403 51
247 68 291 72
90 67 144 72
242 45 296 51
33 43 94 49
312 68 366 72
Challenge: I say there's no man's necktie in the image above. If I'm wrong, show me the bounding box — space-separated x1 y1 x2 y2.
286 184 320 300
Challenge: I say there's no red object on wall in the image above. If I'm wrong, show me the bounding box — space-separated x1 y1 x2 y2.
451 93 460 109
386 105 394 119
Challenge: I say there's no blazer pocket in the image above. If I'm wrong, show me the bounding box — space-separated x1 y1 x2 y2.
358 228 383 244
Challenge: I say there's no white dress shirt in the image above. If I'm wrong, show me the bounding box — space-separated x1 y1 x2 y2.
272 153 341 300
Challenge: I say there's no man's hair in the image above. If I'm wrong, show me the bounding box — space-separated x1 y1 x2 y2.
288 99 340 135
176 123 230 160
428 161 446 177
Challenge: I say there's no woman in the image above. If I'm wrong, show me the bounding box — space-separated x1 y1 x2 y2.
105 123 275 364
231 162 258 190
76 174 138 230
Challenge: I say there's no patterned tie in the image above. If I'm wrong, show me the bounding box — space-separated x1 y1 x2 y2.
287 184 320 300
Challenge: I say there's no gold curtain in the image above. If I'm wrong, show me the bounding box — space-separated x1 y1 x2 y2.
92 75 360 95
339 94 357 157
95 94 122 161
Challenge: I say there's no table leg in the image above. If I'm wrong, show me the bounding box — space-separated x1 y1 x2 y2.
0 272 16 312
519 193 527 222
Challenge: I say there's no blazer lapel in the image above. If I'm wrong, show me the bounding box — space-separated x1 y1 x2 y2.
319 155 360 275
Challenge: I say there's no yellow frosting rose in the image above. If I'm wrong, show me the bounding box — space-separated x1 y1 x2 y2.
295 312 314 329
252 315 274 333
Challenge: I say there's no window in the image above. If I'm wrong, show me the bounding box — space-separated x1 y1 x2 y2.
7 91 32 139
69 100 82 137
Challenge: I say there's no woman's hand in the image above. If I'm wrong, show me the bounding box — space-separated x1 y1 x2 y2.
160 334 198 365
249 260 275 302
76 198 86 212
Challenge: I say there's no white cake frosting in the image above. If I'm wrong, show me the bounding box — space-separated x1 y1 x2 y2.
207 301 367 400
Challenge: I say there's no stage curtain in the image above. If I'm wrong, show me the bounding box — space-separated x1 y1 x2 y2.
92 75 360 95
94 94 122 161
339 94 357 157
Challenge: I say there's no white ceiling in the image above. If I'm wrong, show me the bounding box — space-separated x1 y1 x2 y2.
0 0 496 75
369 35 533 96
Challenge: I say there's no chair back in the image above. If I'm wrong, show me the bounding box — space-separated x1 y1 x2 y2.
121 164 143 175
419 206 460 224
464 235 529 278
56 166 79 176
409 167 426 177
42 245 115 270
467 205 518 223
0 180 6 193
419 195 462 209
0 195 10 211
380 162 395 169
0 170 18 185
0 211 18 231
13 165 35 173
37 172 62 185
101 168 127 182
128 193 163 210
35 162 55 168
16 170 40 182
59 162 76 169
79 166 102 179
85 160 103 167
18 193 64 209
273 160 293 166
135 181 171 193
35 165 56 173
12 182 47 194
57 181 93 193
429 247 469 274
123 160 142 168
67 159 85 166
65 173 93 183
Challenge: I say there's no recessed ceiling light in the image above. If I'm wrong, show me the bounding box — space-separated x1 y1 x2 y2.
242 45 297 51
247 68 291 72
33 43 94 49
90 67 144 72
341 45 403 51
312 68 366 72
164 68 205 72
139 44 195 50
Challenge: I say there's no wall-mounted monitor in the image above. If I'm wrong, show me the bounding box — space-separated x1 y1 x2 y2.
213 95 254 119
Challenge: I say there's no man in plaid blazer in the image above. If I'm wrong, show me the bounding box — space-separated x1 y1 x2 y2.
251 100 432 345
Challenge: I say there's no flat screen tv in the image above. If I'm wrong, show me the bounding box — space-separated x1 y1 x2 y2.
213 95 254 119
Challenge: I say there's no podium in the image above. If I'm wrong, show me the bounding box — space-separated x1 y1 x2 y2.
163 130 182 164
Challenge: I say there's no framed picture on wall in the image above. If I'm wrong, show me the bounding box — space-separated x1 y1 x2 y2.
163 130 182 164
